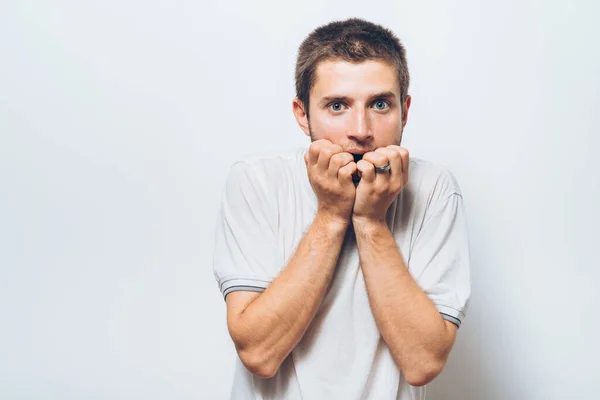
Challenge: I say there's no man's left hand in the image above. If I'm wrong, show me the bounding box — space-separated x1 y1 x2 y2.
353 145 409 223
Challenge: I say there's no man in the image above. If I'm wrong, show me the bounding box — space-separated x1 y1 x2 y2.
213 18 471 399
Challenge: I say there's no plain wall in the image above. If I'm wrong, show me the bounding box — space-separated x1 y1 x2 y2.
1 1 598 399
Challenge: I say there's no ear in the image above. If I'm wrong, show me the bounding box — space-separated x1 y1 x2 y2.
292 98 311 137
402 95 412 128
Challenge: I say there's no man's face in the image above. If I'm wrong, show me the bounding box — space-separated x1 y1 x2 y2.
298 59 410 156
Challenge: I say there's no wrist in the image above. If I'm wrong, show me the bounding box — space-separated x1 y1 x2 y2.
351 216 389 236
315 210 351 232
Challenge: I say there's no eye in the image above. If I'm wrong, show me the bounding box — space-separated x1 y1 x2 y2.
329 102 345 112
373 100 389 111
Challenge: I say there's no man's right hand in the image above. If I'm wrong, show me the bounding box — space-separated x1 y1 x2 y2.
227 144 354 377
304 140 357 224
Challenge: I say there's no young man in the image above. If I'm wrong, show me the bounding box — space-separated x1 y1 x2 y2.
213 18 471 399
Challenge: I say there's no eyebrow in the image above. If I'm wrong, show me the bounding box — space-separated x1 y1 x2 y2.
318 91 397 106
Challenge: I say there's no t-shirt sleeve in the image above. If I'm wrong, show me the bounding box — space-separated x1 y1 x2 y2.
408 192 471 327
212 161 281 300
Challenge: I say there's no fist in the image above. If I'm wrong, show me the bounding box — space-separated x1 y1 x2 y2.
305 140 357 224
352 145 409 223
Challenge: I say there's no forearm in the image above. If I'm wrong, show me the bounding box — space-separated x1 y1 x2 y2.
231 212 348 376
353 218 455 386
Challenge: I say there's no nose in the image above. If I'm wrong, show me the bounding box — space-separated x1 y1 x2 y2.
347 108 373 141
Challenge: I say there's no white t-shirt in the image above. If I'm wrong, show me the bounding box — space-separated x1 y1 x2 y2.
213 147 471 400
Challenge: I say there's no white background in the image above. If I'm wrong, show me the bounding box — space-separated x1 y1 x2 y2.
1 1 599 399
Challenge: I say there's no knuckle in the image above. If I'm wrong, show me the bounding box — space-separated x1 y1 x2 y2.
336 154 351 167
362 152 375 163
330 152 344 161
358 160 373 171
373 154 387 164
389 152 401 162
309 144 320 157
337 166 350 177
329 155 343 168
321 148 335 159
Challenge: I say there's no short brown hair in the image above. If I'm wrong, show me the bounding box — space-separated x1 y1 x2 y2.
295 18 410 119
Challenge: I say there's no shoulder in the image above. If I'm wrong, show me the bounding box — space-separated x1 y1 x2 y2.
224 147 305 196
408 157 463 198
404 157 464 219
232 147 304 173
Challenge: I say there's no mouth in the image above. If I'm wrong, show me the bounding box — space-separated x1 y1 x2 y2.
351 153 364 163
348 150 369 184
350 154 362 184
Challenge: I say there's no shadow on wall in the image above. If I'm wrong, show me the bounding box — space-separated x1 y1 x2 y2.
426 314 493 400
426 236 513 400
